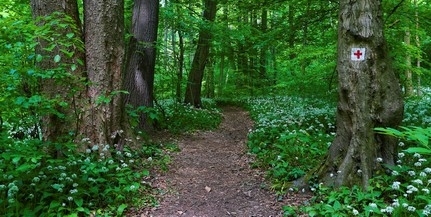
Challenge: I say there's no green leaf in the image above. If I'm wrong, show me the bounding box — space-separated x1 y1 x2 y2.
54 54 61 63
75 198 83 207
36 54 43 62
405 147 431 155
12 156 21 164
16 164 36 172
333 200 341 210
117 204 128 215
49 201 60 210
66 32 75 39
71 64 77 71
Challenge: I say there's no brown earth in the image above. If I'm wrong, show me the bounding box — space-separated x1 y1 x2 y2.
135 106 311 217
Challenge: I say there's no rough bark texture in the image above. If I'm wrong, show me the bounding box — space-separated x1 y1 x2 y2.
123 0 159 132
30 0 85 144
313 0 404 188
81 0 125 147
184 0 217 107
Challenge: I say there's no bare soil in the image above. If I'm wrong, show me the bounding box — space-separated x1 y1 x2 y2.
136 106 311 217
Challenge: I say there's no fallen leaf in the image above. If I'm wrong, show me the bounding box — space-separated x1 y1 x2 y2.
205 186 211 192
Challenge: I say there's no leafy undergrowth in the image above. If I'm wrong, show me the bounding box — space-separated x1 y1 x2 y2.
245 95 336 192
0 98 222 216
243 92 431 216
0 138 163 216
157 98 223 133
295 127 431 217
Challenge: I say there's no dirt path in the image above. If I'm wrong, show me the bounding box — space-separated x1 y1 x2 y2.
140 106 309 217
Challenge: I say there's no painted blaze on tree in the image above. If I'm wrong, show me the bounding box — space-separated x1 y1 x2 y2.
313 0 404 188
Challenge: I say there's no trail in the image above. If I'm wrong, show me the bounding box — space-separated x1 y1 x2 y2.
139 106 309 217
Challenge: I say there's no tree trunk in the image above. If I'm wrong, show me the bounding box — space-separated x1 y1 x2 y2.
176 30 185 103
310 0 404 189
81 0 125 147
259 8 268 81
123 0 159 132
414 0 421 96
404 30 413 96
205 50 215 98
184 0 217 107
30 0 85 144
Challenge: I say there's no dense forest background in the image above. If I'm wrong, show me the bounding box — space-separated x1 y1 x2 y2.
1 0 431 216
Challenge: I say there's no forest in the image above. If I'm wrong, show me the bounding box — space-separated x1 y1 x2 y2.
1 0 431 216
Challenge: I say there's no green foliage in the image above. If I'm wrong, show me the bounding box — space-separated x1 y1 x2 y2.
0 11 85 137
245 96 335 192
375 126 431 155
157 98 222 133
403 91 431 127
0 136 169 216
300 125 431 216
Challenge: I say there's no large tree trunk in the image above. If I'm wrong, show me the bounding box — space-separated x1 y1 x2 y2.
184 0 217 107
81 0 125 147
30 0 85 144
123 0 159 132
311 0 404 188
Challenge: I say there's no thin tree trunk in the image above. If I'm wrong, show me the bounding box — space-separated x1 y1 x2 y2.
414 0 421 96
176 30 185 103
205 51 215 98
123 0 160 132
259 8 268 81
184 0 217 107
404 30 413 96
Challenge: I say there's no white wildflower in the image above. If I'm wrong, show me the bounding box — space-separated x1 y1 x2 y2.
413 179 423 185
392 181 401 190
352 209 359 215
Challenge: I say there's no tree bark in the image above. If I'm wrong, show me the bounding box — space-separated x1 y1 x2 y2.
310 0 404 189
184 0 217 107
404 30 413 96
176 30 185 103
259 8 268 81
81 0 125 147
123 0 159 132
30 0 85 144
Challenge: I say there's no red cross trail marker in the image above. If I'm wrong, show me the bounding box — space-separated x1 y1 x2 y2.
351 48 365 61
